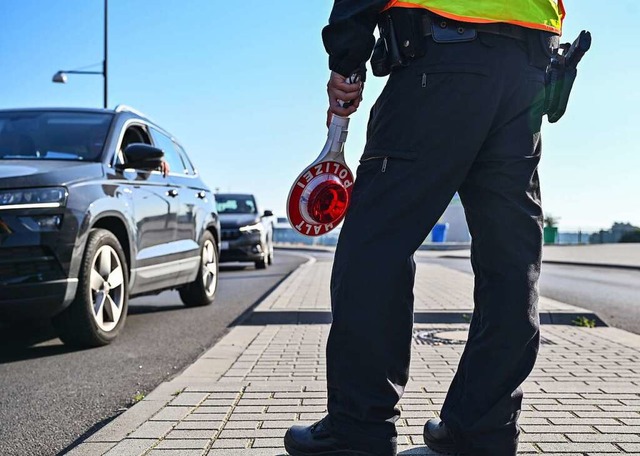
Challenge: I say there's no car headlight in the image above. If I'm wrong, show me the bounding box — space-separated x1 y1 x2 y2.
239 222 264 234
0 187 68 210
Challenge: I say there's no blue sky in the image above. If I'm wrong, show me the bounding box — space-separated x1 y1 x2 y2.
0 0 637 232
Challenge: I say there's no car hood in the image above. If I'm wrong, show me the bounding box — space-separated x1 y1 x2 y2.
0 160 104 189
219 213 260 228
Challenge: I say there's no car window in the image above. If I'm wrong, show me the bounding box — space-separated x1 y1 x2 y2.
0 111 113 161
149 128 187 175
216 195 257 214
117 125 151 166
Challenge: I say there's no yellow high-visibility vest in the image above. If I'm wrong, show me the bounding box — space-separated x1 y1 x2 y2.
385 0 565 34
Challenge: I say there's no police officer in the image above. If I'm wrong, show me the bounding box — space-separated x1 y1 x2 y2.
284 1 564 455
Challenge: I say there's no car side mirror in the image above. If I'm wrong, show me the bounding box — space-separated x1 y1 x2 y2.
121 143 164 171
263 210 274 217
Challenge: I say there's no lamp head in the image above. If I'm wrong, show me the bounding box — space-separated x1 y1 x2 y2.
52 71 68 83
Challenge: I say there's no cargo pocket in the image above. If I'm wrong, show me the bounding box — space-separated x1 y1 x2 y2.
363 62 489 161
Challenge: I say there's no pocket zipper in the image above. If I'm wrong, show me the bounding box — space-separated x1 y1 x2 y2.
422 73 427 88
360 155 389 173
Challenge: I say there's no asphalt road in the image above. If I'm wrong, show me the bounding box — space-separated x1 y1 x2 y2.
418 254 640 335
0 251 307 456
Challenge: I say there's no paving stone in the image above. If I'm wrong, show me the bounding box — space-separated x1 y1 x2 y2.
165 429 217 440
567 433 640 443
548 418 621 426
227 413 296 421
594 425 640 434
194 405 231 414
65 442 116 455
224 421 261 430
251 438 286 448
520 433 568 443
259 421 299 429
128 420 175 439
207 449 285 456
219 428 288 439
183 413 227 421
575 410 640 418
104 438 157 456
198 395 238 407
151 406 194 421
537 442 619 452
238 398 301 406
148 450 204 456
170 392 209 407
210 438 249 449
175 421 222 431
154 439 210 450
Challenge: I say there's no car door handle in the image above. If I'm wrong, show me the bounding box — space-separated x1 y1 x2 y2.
167 189 179 198
196 191 206 199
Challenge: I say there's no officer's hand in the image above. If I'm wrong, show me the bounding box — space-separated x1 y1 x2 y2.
327 71 363 119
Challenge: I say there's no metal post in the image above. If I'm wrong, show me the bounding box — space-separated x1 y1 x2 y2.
103 0 108 109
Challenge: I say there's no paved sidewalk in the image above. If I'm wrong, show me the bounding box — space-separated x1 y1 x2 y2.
277 243 640 270
435 244 640 270
71 256 640 455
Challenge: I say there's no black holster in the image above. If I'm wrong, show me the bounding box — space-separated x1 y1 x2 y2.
371 9 428 77
545 61 578 123
544 31 592 123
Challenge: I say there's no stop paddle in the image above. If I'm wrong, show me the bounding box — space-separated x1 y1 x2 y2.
287 113 354 237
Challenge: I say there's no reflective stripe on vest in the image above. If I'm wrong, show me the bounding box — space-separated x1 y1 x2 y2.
385 0 565 34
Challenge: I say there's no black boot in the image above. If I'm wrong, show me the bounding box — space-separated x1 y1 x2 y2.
284 417 395 456
423 418 469 455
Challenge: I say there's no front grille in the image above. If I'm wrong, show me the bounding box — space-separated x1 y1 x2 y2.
221 228 242 241
0 246 63 284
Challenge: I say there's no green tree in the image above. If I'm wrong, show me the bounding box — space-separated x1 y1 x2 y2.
544 215 559 228
619 230 640 243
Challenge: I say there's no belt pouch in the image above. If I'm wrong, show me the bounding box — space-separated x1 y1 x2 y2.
431 19 477 43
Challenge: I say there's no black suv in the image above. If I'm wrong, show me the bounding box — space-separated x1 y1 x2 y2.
216 193 274 269
0 106 220 347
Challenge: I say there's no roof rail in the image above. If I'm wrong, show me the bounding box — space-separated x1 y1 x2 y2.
114 104 150 119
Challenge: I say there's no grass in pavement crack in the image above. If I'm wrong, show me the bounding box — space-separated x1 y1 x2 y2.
573 316 596 328
131 392 145 404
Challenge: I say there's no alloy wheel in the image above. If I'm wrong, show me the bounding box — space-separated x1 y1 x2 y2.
202 239 218 297
89 245 125 332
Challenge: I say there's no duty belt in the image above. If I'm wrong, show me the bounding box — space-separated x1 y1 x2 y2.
371 8 560 77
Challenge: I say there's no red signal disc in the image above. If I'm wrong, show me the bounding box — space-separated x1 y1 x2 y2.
287 161 354 237
308 181 348 224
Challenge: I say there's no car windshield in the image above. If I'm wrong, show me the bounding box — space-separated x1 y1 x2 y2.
216 195 257 214
0 111 113 161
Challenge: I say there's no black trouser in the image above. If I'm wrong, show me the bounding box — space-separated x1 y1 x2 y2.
326 31 548 456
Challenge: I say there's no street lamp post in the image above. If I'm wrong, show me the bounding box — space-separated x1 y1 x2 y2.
52 0 108 109
103 0 108 109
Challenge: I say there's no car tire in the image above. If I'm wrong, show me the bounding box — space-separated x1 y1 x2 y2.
267 237 274 265
179 231 219 307
255 254 268 270
53 228 129 347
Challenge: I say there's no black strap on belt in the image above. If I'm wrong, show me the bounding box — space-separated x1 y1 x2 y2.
421 11 529 42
